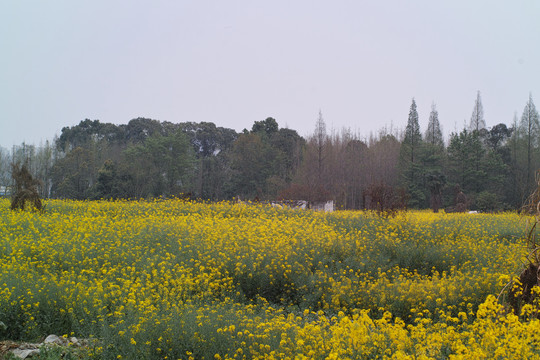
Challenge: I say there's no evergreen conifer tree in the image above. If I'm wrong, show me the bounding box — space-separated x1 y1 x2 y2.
399 98 424 207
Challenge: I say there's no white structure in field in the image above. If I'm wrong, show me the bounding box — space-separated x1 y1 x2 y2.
310 200 334 212
271 200 334 212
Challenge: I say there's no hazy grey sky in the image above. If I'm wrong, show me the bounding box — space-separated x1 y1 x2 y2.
1 1 539 147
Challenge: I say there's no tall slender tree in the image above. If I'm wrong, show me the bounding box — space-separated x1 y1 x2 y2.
508 112 521 206
421 102 446 210
315 110 327 183
404 99 422 160
282 112 333 203
425 102 444 147
469 91 486 132
468 91 488 196
399 98 424 207
519 93 540 195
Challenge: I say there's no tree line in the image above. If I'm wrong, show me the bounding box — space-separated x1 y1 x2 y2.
1 92 539 211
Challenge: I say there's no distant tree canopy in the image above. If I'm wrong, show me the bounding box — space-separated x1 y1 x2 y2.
229 118 304 199
2 92 540 211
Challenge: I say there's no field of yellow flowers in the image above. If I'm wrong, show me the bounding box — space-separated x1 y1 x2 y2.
1 198 539 359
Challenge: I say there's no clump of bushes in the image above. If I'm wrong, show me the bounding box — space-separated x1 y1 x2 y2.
10 163 42 211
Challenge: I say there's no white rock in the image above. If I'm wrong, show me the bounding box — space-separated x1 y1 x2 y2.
12 348 40 359
43 334 64 345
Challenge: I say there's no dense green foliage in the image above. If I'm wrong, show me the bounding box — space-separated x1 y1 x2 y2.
2 93 540 210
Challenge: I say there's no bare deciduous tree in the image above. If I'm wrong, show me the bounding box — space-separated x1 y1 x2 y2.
469 90 486 132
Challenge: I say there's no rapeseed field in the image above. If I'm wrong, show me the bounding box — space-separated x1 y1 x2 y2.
1 198 539 359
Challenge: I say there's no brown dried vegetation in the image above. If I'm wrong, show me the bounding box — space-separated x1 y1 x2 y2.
507 170 540 314
10 163 42 211
363 183 407 218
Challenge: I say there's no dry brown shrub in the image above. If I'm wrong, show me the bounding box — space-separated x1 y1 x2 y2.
505 170 540 314
363 183 407 218
10 163 42 211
